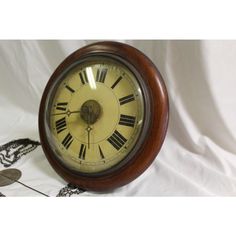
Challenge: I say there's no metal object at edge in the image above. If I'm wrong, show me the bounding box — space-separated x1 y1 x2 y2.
0 168 22 187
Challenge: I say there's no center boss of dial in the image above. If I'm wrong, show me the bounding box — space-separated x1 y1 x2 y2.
80 100 102 125
67 82 120 145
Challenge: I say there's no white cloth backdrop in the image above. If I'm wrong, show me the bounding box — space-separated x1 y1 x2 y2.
0 40 236 196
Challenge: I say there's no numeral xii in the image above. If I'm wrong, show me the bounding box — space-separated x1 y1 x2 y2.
96 68 108 83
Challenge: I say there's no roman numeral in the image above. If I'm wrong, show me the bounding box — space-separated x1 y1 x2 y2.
107 130 127 150
79 70 88 84
55 117 67 133
56 102 68 111
119 114 136 127
65 85 75 93
111 76 123 89
96 68 108 83
119 94 135 105
62 133 73 149
78 144 86 160
98 145 105 159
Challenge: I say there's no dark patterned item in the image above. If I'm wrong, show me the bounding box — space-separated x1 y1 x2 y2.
0 138 41 167
57 183 85 197
0 192 5 197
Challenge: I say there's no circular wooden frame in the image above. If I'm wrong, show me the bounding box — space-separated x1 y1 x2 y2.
39 41 169 191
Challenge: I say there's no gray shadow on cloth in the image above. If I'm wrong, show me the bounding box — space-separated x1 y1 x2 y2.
130 40 236 154
37 40 68 71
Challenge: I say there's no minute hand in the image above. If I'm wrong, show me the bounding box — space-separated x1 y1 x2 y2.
51 110 80 116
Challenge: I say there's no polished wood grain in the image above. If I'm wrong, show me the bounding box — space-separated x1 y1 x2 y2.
39 41 169 191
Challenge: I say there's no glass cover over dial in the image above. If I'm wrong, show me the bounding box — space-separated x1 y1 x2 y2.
45 56 146 174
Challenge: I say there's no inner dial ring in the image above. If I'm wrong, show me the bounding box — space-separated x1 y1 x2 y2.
48 56 145 174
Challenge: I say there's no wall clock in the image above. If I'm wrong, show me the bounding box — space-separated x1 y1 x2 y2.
39 41 169 191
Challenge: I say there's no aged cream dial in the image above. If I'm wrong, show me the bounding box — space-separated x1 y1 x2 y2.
48 57 145 174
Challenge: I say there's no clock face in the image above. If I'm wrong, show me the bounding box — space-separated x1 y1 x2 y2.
44 56 148 174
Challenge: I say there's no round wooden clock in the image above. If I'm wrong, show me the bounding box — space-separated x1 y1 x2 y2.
39 41 169 191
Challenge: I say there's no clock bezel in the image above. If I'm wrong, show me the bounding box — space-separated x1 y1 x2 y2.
39 41 169 191
44 54 151 177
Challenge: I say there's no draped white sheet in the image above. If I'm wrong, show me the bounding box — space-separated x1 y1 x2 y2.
1 40 236 196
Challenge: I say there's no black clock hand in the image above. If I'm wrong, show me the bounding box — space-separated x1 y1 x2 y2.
51 110 80 116
85 106 93 149
86 125 92 149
